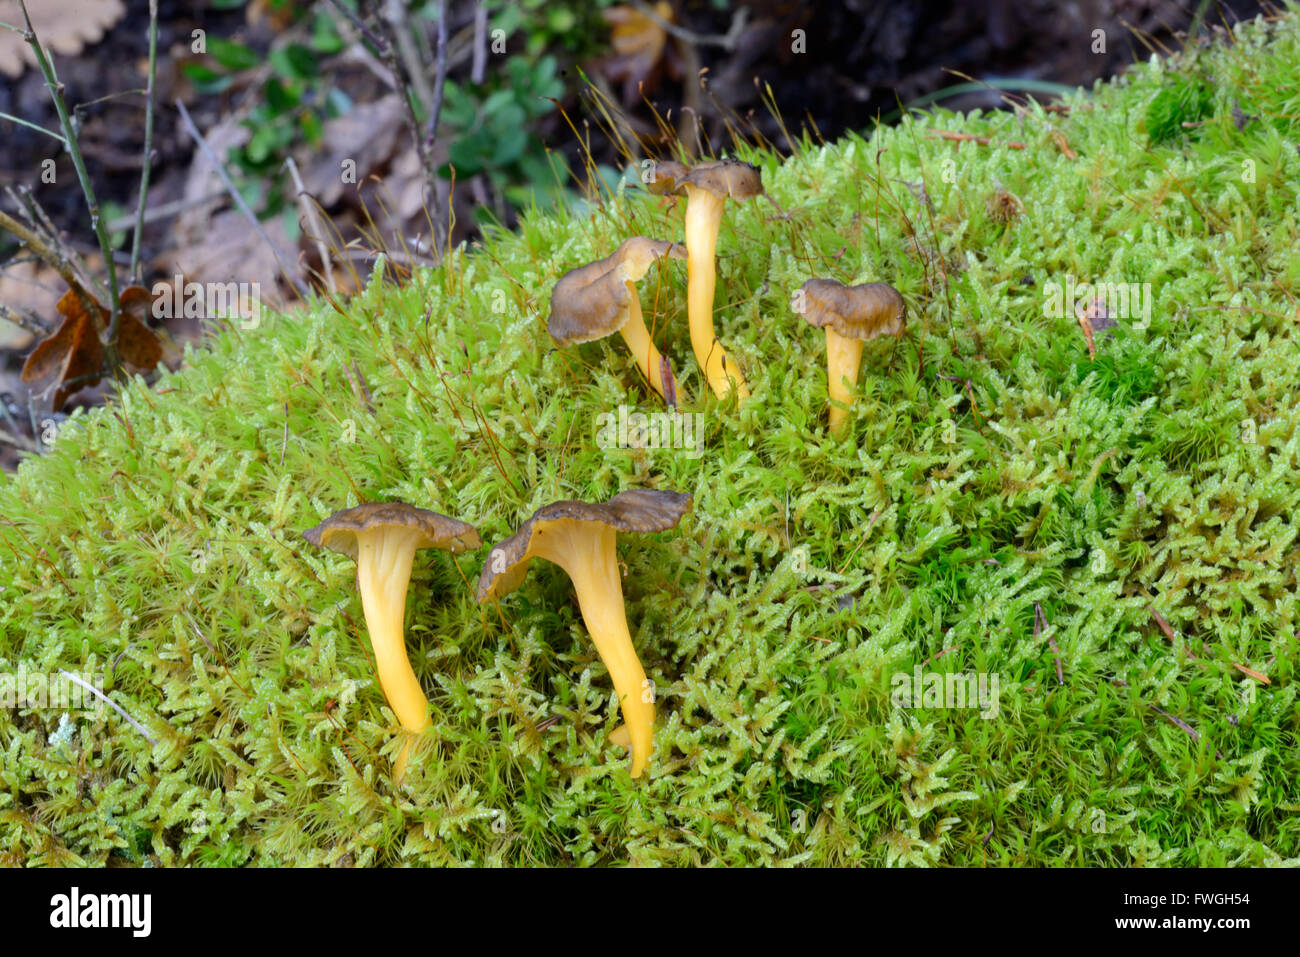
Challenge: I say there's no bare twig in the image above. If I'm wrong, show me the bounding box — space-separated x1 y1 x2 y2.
0 207 104 318
471 0 487 84
128 0 160 284
0 302 48 337
0 427 38 452
174 99 309 297
343 359 376 413
0 109 66 144
107 190 226 232
18 0 122 358
629 0 748 50
362 0 445 257
1150 704 1198 743
1232 662 1270 684
424 0 449 154
284 156 336 294
324 0 390 53
0 398 35 451
385 0 432 113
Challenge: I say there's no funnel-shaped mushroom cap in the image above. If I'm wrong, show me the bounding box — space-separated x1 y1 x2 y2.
304 502 482 559
796 279 906 340
547 238 686 346
680 158 764 200
477 489 692 603
644 159 690 195
476 488 691 779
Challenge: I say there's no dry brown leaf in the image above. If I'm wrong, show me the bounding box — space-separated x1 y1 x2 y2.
295 94 407 208
116 285 163 370
0 0 125 79
1076 295 1116 360
22 285 163 409
165 208 291 306
22 287 105 409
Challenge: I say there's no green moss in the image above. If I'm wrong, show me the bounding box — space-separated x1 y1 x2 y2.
2 15 1299 866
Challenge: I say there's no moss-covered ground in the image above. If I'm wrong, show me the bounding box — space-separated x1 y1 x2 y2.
2 14 1299 866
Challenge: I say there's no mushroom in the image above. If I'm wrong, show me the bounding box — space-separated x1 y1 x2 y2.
302 502 481 784
662 158 764 404
548 237 686 401
477 489 692 778
643 159 689 197
794 278 905 436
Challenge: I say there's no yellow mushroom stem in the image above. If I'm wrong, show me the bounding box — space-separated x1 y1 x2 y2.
527 519 655 778
825 327 865 436
618 282 669 399
683 187 750 403
354 527 432 785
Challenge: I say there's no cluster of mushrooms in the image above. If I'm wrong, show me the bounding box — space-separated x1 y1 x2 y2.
302 156 905 785
304 490 690 783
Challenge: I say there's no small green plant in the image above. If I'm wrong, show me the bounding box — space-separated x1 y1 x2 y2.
182 6 347 218
439 54 568 211
1144 74 1214 145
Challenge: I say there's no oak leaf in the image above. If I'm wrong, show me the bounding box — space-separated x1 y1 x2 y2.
0 0 125 79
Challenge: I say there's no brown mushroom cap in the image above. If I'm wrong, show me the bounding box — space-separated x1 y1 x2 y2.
476 489 692 603
547 237 686 346
796 279 906 340
680 158 764 200
303 502 482 560
644 159 690 195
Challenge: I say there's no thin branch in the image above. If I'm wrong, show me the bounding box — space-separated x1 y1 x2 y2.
324 0 390 53
0 109 66 145
108 189 226 232
0 207 103 319
0 427 38 452
174 99 309 298
18 0 121 358
629 0 747 51
284 156 337 294
0 302 48 336
424 0 449 153
362 0 446 258
471 0 487 84
385 0 432 113
128 0 160 284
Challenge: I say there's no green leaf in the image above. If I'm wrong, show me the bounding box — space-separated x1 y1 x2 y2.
310 12 345 54
245 125 285 165
208 37 262 72
490 124 528 167
270 43 318 80
264 77 300 114
182 62 233 94
299 109 323 145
